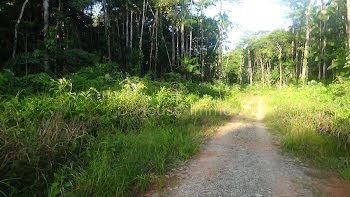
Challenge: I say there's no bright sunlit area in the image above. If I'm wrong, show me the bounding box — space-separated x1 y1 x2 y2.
205 0 291 48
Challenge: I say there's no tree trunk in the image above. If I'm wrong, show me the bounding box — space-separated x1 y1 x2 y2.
149 24 155 72
318 3 323 81
291 27 295 61
260 57 264 88
126 3 129 48
154 9 159 77
322 37 327 80
180 22 185 59
43 0 50 71
12 0 29 59
347 0 350 56
172 26 176 69
176 26 180 67
301 0 311 83
55 0 61 74
130 10 133 48
43 0 49 40
218 0 223 79
247 48 253 85
139 0 146 51
278 47 282 87
162 34 172 72
103 0 111 61
267 59 271 86
200 5 205 82
189 0 193 58
239 55 243 85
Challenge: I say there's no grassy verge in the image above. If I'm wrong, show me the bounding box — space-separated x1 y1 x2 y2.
0 69 241 196
264 83 350 180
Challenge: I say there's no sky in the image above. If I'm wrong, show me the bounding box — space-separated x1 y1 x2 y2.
204 0 291 49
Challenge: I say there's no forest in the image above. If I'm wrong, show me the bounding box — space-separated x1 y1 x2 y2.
0 0 350 196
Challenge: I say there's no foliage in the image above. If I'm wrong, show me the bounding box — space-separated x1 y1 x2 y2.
0 66 241 196
264 81 350 179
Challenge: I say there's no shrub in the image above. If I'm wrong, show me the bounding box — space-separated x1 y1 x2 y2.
60 49 98 73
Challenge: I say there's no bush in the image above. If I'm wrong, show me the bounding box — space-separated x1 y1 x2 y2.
60 49 98 73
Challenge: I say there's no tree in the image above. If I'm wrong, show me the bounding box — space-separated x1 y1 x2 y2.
43 0 49 71
12 0 29 59
346 0 350 62
103 0 111 61
301 0 311 83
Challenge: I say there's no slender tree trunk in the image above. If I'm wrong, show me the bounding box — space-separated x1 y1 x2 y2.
13 0 29 59
103 0 111 61
239 55 243 85
149 24 155 72
218 0 223 79
122 14 125 37
260 57 264 88
180 0 185 60
130 10 133 48
267 59 271 86
116 17 120 37
172 26 176 69
54 0 61 74
162 34 172 72
322 37 327 80
176 26 180 67
247 48 253 85
180 22 185 59
346 0 350 67
139 0 146 51
291 27 295 61
43 0 50 71
154 9 159 77
189 0 193 58
295 46 299 79
126 3 129 48
43 0 49 40
200 5 205 82
278 46 282 87
301 0 311 83
347 0 350 54
318 7 323 81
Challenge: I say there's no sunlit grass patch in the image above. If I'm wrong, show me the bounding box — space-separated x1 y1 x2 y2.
264 84 350 179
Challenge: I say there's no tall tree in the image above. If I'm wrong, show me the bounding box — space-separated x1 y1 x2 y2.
301 0 311 83
12 0 29 58
43 0 49 70
247 48 253 85
103 0 111 61
346 0 350 61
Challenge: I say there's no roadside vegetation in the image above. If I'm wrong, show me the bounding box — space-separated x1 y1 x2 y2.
0 66 241 196
264 81 350 180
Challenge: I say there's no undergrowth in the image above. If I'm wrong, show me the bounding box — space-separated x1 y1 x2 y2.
264 81 350 179
0 67 241 196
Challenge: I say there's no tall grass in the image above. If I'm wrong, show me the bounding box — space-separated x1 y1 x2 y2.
0 70 241 196
264 82 350 179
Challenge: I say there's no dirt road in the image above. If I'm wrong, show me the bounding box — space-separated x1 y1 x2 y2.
149 97 350 197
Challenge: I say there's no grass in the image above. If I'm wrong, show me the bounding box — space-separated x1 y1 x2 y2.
0 70 241 196
263 83 350 180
